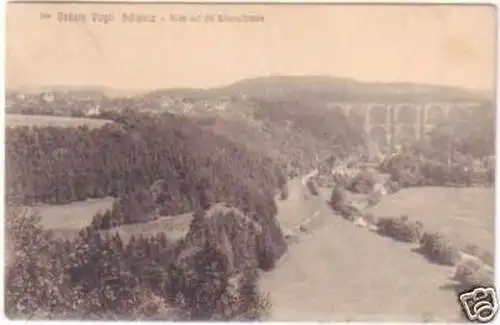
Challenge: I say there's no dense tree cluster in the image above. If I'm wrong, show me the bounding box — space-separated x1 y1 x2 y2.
6 111 286 217
379 147 494 188
5 206 270 320
378 103 495 188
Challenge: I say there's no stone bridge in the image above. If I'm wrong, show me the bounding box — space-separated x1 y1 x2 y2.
327 101 483 151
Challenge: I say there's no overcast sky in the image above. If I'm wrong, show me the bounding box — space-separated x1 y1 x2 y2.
6 4 496 94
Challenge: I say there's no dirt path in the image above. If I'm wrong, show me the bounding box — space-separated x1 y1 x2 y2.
265 173 465 322
275 170 320 232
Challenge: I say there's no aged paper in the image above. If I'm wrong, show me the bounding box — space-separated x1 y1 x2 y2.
4 2 497 322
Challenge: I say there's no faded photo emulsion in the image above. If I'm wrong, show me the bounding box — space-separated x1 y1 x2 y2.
4 2 497 322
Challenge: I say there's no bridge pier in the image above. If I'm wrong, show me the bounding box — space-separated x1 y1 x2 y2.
343 100 484 152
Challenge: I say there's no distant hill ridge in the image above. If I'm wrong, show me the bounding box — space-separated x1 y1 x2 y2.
147 75 489 103
9 75 488 103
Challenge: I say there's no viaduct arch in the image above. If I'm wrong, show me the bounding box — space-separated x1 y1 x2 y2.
328 101 484 150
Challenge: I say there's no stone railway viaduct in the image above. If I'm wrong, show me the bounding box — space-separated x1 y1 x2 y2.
327 101 485 151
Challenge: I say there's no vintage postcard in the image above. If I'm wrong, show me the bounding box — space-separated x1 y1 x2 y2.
4 1 497 322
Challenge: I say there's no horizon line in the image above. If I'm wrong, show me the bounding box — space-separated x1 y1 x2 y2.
6 73 492 95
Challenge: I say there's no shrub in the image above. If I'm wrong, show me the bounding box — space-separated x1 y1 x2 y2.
306 179 319 196
376 216 424 243
451 259 494 292
329 185 347 210
346 168 377 194
419 232 461 266
332 172 352 189
390 169 422 188
385 180 402 194
346 161 357 169
279 184 289 200
337 204 360 222
328 185 362 221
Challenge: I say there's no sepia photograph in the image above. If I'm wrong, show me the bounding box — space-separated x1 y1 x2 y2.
4 2 497 322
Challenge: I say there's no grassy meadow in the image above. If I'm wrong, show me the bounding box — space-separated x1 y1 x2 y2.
6 114 112 128
366 187 495 263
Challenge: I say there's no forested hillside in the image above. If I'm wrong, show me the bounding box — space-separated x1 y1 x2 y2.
5 109 289 320
6 110 286 212
5 205 271 320
194 99 366 177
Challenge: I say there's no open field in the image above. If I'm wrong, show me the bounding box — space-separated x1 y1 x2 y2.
28 197 115 230
102 213 193 243
6 114 113 128
366 187 494 259
51 214 193 243
34 197 192 243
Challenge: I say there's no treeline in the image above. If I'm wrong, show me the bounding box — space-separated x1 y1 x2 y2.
380 152 494 188
90 168 281 233
6 110 287 218
5 206 270 320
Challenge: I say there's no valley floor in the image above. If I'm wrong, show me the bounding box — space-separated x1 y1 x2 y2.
264 175 494 322
262 210 463 322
